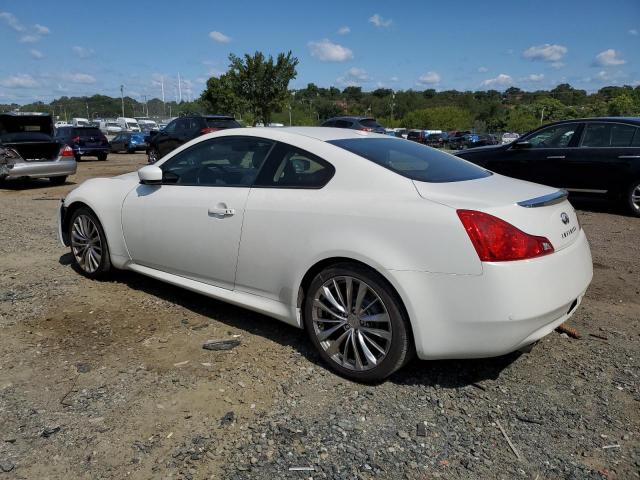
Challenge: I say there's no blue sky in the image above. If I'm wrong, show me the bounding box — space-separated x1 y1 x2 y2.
0 0 638 104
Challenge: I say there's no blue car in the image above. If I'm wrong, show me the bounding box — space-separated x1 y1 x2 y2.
110 132 148 154
54 126 110 161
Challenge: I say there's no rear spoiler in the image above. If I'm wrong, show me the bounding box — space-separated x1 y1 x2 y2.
517 189 568 208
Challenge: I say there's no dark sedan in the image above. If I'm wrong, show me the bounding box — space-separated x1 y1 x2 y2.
110 132 147 153
456 117 640 216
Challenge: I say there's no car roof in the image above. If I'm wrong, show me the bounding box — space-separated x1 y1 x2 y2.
545 117 640 126
325 116 376 122
247 126 390 142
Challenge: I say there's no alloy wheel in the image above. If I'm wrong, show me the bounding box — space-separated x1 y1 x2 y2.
70 214 103 274
148 148 158 164
311 276 392 371
631 184 640 211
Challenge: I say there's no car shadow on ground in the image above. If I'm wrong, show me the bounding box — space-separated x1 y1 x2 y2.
0 178 76 190
570 195 630 217
61 260 520 388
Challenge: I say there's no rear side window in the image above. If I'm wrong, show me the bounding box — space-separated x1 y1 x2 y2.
206 118 240 129
580 123 637 147
632 128 640 147
334 120 352 128
329 137 491 183
255 143 335 188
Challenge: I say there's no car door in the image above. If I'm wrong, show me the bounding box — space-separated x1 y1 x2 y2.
490 122 581 188
569 122 637 193
155 119 183 158
121 135 274 289
110 134 122 151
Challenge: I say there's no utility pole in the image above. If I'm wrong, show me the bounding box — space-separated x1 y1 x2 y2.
178 73 182 103
85 102 89 119
143 95 148 117
540 106 545 125
120 85 125 117
161 76 166 116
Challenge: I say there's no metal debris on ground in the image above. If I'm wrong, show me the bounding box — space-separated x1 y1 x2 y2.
495 419 522 461
202 339 241 351
555 323 581 339
288 466 315 471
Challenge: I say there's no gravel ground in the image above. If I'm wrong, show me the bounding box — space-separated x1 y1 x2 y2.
0 154 638 480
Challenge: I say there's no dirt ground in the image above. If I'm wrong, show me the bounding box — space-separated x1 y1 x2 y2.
0 154 638 480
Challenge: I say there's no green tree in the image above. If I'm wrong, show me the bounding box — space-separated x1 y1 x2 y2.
200 74 244 116
505 108 538 133
608 93 635 116
226 51 299 125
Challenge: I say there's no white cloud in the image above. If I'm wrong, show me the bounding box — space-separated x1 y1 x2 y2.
390 76 399 82
629 29 638 36
418 71 441 85
526 73 544 82
369 14 392 28
34 24 49 35
29 49 44 59
0 74 39 88
0 12 24 32
66 73 96 84
72 46 94 58
336 67 370 86
481 73 513 88
308 39 353 62
551 62 565 69
337 26 350 35
209 31 231 43
19 34 40 43
594 49 626 66
597 70 609 80
477 66 488 73
522 44 567 62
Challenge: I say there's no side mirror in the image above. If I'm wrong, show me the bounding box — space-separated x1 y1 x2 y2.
512 140 531 149
138 165 163 185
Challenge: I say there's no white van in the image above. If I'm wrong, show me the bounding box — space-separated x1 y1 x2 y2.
71 117 90 127
116 117 141 132
97 119 123 135
136 119 158 132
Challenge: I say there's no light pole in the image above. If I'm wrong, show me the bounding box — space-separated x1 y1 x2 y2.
120 85 125 117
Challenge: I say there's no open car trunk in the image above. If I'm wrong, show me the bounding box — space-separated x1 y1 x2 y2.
3 140 61 162
0 113 61 166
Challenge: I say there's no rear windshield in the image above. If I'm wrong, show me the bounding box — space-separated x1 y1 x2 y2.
206 118 241 128
329 137 491 183
407 131 422 139
74 127 102 137
359 118 382 128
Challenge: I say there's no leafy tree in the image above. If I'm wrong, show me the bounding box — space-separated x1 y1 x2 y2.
505 109 538 133
200 74 244 116
226 51 299 125
608 93 635 116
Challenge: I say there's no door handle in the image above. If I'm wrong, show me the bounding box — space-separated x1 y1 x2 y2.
208 207 235 217
546 155 565 159
618 155 640 159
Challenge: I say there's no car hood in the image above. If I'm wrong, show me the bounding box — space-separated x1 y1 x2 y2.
455 144 504 155
114 171 141 183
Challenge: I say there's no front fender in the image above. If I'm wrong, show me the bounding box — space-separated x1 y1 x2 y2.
63 177 138 268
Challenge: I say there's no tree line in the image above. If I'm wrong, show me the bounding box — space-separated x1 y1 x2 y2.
2 50 639 134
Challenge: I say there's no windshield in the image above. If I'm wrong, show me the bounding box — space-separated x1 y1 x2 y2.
329 137 491 183
206 118 241 128
360 119 382 128
127 122 138 128
74 127 102 137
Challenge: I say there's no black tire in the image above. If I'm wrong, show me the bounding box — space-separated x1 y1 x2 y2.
97 152 108 161
303 262 413 382
49 176 67 186
127 148 136 154
68 207 111 279
626 179 640 217
74 154 81 162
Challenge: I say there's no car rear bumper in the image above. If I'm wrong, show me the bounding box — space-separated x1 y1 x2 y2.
4 158 77 179
390 229 593 359
75 146 109 155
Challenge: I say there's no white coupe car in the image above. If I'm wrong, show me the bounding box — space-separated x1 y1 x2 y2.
58 127 593 381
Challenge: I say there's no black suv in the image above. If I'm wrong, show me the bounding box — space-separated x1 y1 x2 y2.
147 115 241 162
322 116 386 134
54 126 110 161
455 117 640 216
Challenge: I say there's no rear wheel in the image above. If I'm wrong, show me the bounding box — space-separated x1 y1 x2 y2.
97 152 107 161
49 176 67 186
68 207 111 278
304 263 413 382
74 154 81 162
626 180 640 217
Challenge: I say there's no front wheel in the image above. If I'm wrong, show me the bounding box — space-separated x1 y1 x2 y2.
147 147 159 164
626 180 640 217
68 207 111 278
97 152 108 161
304 263 413 382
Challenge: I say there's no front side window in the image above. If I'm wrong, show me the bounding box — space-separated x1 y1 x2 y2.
526 124 577 148
335 120 352 128
329 137 490 183
164 120 177 133
255 143 335 188
160 136 273 187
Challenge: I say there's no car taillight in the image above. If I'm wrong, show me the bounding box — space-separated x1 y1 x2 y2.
200 127 220 134
457 209 554 261
60 145 74 157
71 136 80 144
358 127 373 132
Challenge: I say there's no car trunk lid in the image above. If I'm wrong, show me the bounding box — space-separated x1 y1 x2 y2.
413 174 582 252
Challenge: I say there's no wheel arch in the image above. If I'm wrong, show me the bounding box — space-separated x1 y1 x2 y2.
296 256 416 345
